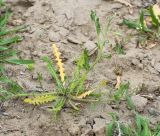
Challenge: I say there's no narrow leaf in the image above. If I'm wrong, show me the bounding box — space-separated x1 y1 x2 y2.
149 5 160 27
43 56 63 89
6 59 34 65
123 19 140 30
0 36 22 46
0 46 8 51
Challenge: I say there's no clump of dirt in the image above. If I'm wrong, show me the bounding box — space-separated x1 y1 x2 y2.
1 0 160 136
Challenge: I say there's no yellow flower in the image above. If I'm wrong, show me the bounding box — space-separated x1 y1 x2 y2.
52 44 65 85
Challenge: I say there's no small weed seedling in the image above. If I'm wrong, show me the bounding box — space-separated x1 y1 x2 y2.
0 0 34 101
107 81 159 136
113 40 125 55
106 112 133 136
123 4 160 47
106 113 160 136
23 11 111 115
110 82 130 104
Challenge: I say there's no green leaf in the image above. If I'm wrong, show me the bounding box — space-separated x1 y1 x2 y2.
120 124 132 136
8 81 23 94
0 36 22 46
139 10 152 32
126 96 136 110
0 76 23 96
0 11 11 28
42 56 63 90
53 97 65 114
90 10 101 35
0 88 14 101
149 5 160 27
123 19 140 30
0 76 12 83
154 124 160 136
106 122 116 136
0 25 27 36
6 59 34 65
75 74 87 95
0 64 4 73
113 82 129 102
135 114 152 136
140 10 146 30
0 50 17 60
0 46 8 51
113 43 125 55
77 49 90 70
0 0 5 7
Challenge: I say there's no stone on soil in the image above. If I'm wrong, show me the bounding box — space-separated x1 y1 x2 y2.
49 31 61 42
93 118 106 136
83 41 97 53
131 95 148 112
67 35 82 44
68 125 80 135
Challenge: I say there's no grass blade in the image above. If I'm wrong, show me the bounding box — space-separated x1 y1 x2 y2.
43 56 63 90
6 59 34 65
53 97 65 114
0 25 27 36
0 76 12 83
0 50 17 59
0 11 11 28
0 36 22 46
149 5 160 27
106 122 115 136
0 46 8 51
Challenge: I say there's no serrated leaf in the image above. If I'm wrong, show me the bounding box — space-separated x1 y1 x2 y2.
77 89 94 99
24 94 57 105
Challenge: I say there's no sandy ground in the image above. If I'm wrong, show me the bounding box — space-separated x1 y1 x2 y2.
0 0 160 135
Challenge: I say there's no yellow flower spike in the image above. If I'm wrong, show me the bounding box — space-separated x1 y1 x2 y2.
52 44 65 85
